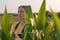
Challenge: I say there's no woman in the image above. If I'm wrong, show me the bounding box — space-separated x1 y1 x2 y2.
12 5 33 40
12 6 26 40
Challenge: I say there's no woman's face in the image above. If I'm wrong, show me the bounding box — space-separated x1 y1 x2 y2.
18 7 25 21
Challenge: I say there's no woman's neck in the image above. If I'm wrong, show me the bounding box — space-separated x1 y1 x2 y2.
21 20 25 27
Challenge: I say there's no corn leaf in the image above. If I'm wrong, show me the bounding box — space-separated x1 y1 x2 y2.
24 6 33 40
52 12 60 40
36 0 46 30
1 6 13 40
25 6 33 18
25 6 34 24
44 21 54 40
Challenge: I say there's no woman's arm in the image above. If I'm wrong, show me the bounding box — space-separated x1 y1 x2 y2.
11 22 18 34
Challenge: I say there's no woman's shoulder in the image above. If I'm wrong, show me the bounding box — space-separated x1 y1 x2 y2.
14 21 20 24
12 21 20 27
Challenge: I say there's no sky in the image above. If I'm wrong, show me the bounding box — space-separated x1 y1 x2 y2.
0 0 60 13
46 0 60 12
0 0 43 13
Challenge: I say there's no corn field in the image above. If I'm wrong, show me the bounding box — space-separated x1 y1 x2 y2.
0 0 60 40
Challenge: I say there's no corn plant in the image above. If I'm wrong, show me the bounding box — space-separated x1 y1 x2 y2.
0 0 60 40
23 0 60 40
23 0 46 40
24 6 34 40
1 6 13 40
51 11 60 40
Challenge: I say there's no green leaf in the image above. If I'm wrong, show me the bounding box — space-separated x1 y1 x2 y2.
36 0 46 30
44 21 54 40
25 6 33 18
24 32 33 40
24 6 34 40
1 6 13 40
25 6 34 24
52 12 60 40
